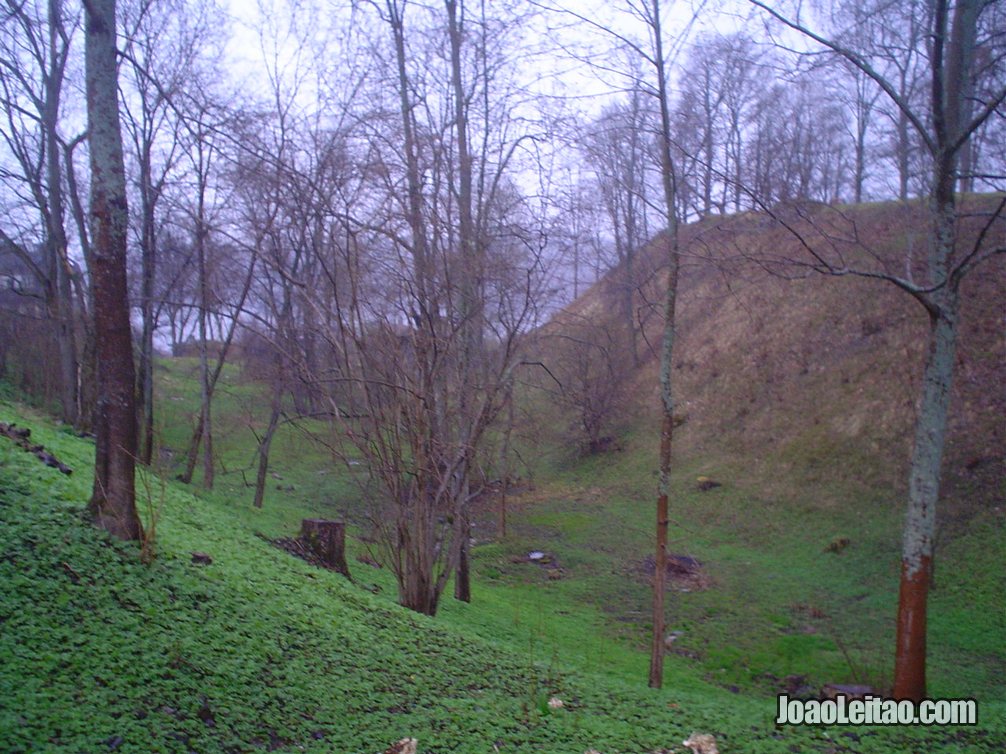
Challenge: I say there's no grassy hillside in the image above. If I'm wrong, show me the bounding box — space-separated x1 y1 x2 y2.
2 400 1003 753
1 198 1003 753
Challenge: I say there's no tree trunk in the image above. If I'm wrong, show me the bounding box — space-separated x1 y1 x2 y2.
893 295 959 702
197 198 214 490
498 387 514 538
76 290 97 434
622 249 638 367
447 0 479 606
300 519 350 577
84 0 142 541
252 381 283 509
179 409 203 484
854 118 866 205
398 509 440 615
45 0 78 428
63 136 95 431
893 0 978 698
897 108 910 201
649 0 680 690
178 250 257 485
454 514 471 603
137 150 157 466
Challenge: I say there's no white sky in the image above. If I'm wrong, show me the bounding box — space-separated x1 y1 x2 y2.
221 0 757 120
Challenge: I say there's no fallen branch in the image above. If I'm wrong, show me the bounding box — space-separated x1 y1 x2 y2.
0 422 73 475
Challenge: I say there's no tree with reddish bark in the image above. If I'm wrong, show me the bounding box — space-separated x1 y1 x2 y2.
749 0 1006 702
537 0 687 690
84 0 143 541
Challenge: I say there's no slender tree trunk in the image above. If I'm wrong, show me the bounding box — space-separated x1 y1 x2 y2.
137 148 157 466
893 151 961 698
893 0 979 699
253 290 290 509
85 0 142 541
196 178 214 489
897 108 910 201
622 230 638 367
179 409 203 484
178 241 257 484
854 127 865 204
624 95 643 366
572 231 581 299
252 387 283 509
498 386 514 538
45 0 78 427
64 143 95 431
701 79 713 216
447 0 479 605
733 132 743 213
454 511 471 602
649 0 680 690
72 279 96 433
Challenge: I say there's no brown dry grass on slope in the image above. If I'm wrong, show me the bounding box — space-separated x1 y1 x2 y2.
533 196 1005 522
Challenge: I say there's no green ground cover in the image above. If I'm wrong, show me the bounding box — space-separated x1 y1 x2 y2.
1 356 1003 752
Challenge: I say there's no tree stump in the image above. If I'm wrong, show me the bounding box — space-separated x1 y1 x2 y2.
299 519 350 577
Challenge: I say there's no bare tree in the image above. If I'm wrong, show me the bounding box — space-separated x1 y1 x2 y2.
290 0 545 615
581 88 654 366
0 0 81 425
120 0 214 465
541 311 635 454
873 0 930 200
537 0 694 689
645 0 682 692
823 1 884 203
236 114 310 511
172 89 244 489
749 0 1006 702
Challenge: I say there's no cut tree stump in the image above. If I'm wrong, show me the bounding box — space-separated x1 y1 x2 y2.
299 519 351 577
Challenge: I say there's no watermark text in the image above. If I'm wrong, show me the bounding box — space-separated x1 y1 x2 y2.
775 694 977 726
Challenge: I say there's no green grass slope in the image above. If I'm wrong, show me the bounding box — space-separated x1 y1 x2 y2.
3 402 1004 753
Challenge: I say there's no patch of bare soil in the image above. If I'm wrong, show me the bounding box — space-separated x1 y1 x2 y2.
636 554 712 592
509 550 566 579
